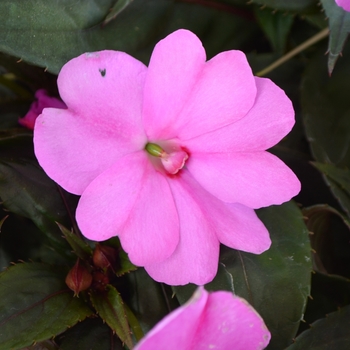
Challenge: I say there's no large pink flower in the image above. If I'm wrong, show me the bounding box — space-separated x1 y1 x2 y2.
335 0 350 11
19 89 66 130
34 29 300 285
135 287 271 350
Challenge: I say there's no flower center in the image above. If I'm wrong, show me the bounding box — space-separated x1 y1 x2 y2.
145 142 188 175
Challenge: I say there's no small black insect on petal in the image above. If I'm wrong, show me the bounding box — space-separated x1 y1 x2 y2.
99 68 106 77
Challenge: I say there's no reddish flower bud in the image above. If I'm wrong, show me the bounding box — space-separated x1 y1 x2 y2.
92 244 118 271
91 270 110 292
65 259 92 296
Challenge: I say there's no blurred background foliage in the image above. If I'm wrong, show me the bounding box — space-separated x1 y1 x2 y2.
1 0 350 349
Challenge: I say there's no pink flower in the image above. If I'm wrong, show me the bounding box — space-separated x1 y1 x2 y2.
34 29 300 285
19 89 66 130
335 0 350 11
135 287 271 350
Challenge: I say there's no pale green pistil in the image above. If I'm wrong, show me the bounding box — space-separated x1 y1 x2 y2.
145 142 165 157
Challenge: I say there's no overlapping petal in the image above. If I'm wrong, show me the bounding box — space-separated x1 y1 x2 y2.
184 77 294 152
187 151 300 208
34 51 148 194
76 152 179 265
145 174 220 285
143 30 256 141
135 287 271 350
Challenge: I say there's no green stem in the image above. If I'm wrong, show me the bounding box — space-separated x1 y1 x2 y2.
256 28 329 77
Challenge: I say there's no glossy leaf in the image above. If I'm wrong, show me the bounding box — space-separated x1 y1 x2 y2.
174 201 312 350
90 285 133 349
56 318 124 350
286 304 350 349
0 263 93 350
321 0 350 74
302 43 350 168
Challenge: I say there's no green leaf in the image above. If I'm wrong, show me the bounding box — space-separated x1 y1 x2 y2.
90 285 133 349
254 8 294 53
174 201 312 350
312 163 350 218
303 204 350 279
57 223 93 260
321 0 350 74
249 0 317 12
0 0 260 74
301 42 350 167
286 304 350 350
103 0 134 25
56 318 124 350
0 263 93 350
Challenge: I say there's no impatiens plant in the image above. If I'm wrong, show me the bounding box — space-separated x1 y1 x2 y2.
2 0 350 349
33 29 300 286
134 287 271 350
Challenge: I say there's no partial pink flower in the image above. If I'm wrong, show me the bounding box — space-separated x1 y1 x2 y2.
19 89 66 130
135 287 271 350
335 0 350 12
34 29 300 285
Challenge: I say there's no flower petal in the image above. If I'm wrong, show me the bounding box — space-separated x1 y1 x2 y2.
142 29 206 140
179 173 271 254
145 174 220 285
143 29 256 141
135 287 208 350
34 51 147 194
193 291 271 350
76 152 179 265
187 151 301 208
175 50 256 140
184 77 294 152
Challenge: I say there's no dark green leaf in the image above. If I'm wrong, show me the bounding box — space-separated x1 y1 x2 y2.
321 0 350 74
286 304 350 349
301 42 350 167
90 285 133 349
249 0 317 12
254 7 294 53
57 223 93 260
103 0 134 25
0 263 93 350
174 201 312 350
56 318 124 350
312 163 350 218
303 204 350 278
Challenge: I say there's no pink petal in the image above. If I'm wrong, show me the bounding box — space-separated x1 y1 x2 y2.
184 77 294 152
336 0 350 12
143 30 256 141
34 51 148 194
135 287 208 350
175 50 256 140
76 152 179 265
193 291 271 350
135 287 271 350
178 172 271 253
142 29 206 140
187 151 301 208
145 174 220 285
19 89 66 130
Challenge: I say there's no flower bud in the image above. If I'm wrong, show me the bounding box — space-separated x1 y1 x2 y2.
92 244 118 271
65 259 92 296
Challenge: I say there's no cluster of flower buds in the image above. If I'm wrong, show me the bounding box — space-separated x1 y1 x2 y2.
65 244 119 295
